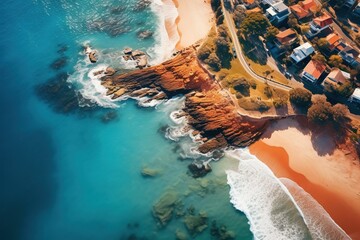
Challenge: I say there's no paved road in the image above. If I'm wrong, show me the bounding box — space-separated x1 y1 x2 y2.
221 1 293 91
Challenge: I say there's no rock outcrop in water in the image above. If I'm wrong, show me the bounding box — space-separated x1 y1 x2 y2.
101 49 270 153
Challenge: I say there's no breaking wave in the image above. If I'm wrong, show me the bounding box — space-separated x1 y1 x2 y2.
226 148 350 240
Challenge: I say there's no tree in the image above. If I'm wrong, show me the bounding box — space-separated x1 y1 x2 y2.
265 26 280 42
312 53 327 65
289 88 312 108
233 77 251 96
205 53 221 71
240 13 270 36
211 0 221 11
215 37 232 68
233 5 247 28
288 14 299 29
197 45 212 61
307 95 332 123
218 25 229 38
328 55 343 68
316 38 329 51
331 104 349 124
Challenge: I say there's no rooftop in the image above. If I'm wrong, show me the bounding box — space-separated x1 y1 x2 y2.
302 0 317 11
324 68 350 86
351 88 360 100
276 28 297 44
290 4 309 19
303 60 326 79
291 42 315 62
313 13 333 28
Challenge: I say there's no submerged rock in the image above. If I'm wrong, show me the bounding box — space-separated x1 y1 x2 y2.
49 56 68 70
210 220 235 240
110 5 126 15
175 229 188 240
141 167 160 177
152 192 181 227
137 30 153 40
35 72 98 115
100 111 118 123
188 162 212 178
133 0 152 11
183 210 208 236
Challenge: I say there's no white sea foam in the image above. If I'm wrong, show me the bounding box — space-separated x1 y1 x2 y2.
281 178 351 240
149 0 180 65
226 149 312 240
226 148 351 240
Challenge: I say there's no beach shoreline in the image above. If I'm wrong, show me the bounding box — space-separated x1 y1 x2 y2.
170 0 213 50
249 118 360 239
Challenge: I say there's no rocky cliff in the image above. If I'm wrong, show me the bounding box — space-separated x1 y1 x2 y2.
101 49 270 153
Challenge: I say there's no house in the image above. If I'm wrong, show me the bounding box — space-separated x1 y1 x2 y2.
243 0 258 9
246 7 263 14
322 68 351 88
260 0 282 7
290 42 315 63
325 33 345 53
344 0 357 9
339 45 360 68
266 2 291 24
352 3 360 18
306 13 333 38
290 0 317 20
274 29 298 48
349 88 360 104
302 60 327 83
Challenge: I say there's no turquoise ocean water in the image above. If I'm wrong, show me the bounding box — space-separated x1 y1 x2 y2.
1 0 351 239
0 0 253 239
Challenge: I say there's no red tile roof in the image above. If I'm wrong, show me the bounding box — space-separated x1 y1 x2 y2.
313 13 333 28
304 60 327 79
324 69 349 86
302 0 317 11
276 29 297 44
326 33 342 51
290 4 309 19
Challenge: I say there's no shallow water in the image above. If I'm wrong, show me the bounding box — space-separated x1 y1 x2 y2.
0 0 253 239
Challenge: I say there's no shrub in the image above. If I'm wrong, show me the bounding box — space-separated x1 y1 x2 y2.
233 78 251 96
289 88 312 108
215 37 232 68
264 85 273 98
240 13 270 36
307 95 332 123
331 104 349 124
273 98 288 108
206 53 221 71
265 26 279 42
197 46 212 61
328 55 343 68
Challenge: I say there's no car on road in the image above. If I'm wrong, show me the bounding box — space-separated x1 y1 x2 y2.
284 71 292 79
232 47 237 58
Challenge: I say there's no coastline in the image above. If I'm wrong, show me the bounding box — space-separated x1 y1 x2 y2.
249 118 360 239
170 0 213 50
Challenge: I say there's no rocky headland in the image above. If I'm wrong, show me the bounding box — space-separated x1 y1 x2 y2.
101 49 271 153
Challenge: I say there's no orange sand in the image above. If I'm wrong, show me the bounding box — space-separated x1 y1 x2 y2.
249 118 360 239
172 0 213 49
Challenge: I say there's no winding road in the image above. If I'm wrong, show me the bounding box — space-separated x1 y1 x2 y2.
221 1 293 91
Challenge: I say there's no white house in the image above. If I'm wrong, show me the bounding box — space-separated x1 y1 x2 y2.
350 88 360 104
266 2 290 24
290 42 315 63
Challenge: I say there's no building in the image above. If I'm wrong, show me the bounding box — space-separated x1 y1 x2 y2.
339 45 360 68
325 33 345 53
274 29 298 48
306 13 333 38
349 88 360 104
302 60 327 83
290 42 315 63
322 68 351 88
344 0 357 9
266 2 290 24
352 3 360 18
243 0 258 9
290 0 317 20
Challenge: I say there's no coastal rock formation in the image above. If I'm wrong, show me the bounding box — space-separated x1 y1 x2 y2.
101 49 270 153
137 30 153 40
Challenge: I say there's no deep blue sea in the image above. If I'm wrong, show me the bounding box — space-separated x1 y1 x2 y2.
0 0 254 239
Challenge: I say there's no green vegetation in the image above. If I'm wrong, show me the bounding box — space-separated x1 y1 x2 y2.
233 5 246 28
239 13 270 37
311 53 327 65
238 97 271 112
328 55 343 68
265 26 279 42
307 95 349 125
289 88 312 109
324 80 355 98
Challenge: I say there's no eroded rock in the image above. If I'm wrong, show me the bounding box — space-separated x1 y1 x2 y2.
184 210 208 236
152 192 181 227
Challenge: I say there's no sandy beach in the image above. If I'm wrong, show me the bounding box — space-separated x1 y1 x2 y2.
249 118 360 239
172 0 213 49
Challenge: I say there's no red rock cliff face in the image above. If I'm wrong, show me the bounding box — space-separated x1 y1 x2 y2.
101 49 270 153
